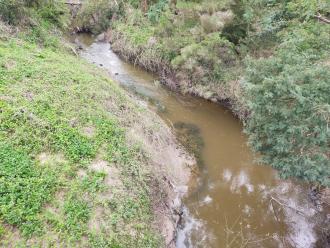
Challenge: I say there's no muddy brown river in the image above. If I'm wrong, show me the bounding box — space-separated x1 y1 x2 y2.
74 34 325 248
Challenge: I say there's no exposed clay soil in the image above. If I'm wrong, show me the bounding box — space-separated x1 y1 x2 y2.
102 84 196 247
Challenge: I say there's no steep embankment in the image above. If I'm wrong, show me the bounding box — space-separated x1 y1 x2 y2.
0 22 193 247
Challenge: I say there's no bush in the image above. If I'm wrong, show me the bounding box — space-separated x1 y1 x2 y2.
245 23 330 186
147 0 169 23
74 0 123 33
172 33 237 83
200 10 233 33
0 0 27 24
0 0 68 27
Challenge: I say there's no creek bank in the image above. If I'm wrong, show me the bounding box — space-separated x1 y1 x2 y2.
123 98 196 247
73 35 197 247
0 23 195 246
115 96 196 247
107 29 248 120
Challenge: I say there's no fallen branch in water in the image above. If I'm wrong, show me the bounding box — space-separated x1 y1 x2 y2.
270 196 306 217
224 215 273 248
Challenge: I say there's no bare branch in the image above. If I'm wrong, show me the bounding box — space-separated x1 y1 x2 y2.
314 12 330 24
270 196 307 217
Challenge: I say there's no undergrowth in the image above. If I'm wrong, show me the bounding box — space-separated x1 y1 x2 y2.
0 0 69 47
109 0 245 115
0 35 161 247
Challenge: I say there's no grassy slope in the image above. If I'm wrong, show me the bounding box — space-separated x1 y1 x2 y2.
0 34 162 247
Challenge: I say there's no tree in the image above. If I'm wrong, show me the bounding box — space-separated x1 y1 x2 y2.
245 22 330 186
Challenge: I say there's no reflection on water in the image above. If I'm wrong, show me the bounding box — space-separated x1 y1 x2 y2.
177 207 210 247
75 34 322 248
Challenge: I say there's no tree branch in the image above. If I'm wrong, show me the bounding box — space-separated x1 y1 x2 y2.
270 196 307 217
314 12 330 24
63 1 82 5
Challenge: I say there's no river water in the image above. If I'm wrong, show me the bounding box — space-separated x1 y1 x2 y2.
74 34 324 248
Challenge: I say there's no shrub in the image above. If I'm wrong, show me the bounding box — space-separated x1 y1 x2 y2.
200 14 221 33
200 10 233 33
222 0 249 44
147 0 169 23
0 0 68 27
245 23 330 186
172 33 237 83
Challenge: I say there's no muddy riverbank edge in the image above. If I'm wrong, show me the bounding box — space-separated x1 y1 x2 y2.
73 35 197 247
122 96 197 247
106 29 249 121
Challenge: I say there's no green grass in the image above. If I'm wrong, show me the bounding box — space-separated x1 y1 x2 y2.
0 36 161 247
0 143 57 237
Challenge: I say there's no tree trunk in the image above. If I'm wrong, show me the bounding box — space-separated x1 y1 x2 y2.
142 0 148 13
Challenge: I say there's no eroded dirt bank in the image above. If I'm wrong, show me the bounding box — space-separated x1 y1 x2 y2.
72 34 197 247
108 93 196 247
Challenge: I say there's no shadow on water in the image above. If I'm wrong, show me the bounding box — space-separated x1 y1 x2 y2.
73 34 327 248
173 122 205 167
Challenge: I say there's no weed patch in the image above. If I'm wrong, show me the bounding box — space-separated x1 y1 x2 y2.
0 34 161 246
0 143 57 237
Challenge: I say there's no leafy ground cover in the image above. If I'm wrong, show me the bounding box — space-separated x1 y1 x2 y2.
0 33 162 247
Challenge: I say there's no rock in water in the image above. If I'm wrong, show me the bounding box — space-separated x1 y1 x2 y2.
96 33 105 42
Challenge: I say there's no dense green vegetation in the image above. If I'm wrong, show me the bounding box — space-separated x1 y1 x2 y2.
0 36 159 247
0 0 329 245
236 1 329 187
0 3 162 246
0 0 69 45
245 22 330 186
79 0 329 186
